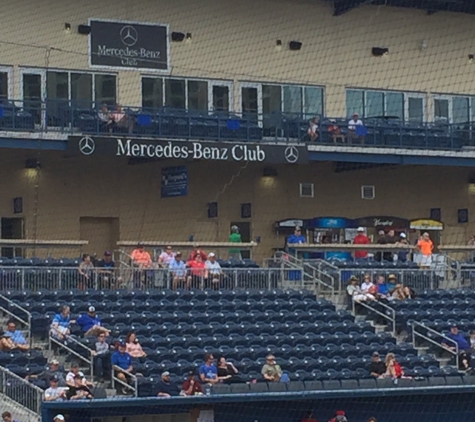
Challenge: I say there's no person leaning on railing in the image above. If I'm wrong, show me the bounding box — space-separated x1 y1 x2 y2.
442 325 472 373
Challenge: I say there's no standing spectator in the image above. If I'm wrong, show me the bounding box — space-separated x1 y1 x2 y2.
78 254 94 290
229 226 242 260
307 117 319 142
348 112 363 142
199 353 219 384
93 333 111 382
1 412 19 422
98 104 113 132
125 332 146 359
217 356 241 384
182 370 203 396
187 254 206 289
397 233 410 263
76 306 109 337
205 253 224 289
301 411 318 422
66 363 93 388
131 242 153 288
50 306 74 341
97 251 121 289
375 230 387 262
158 246 175 267
261 354 290 382
190 245 207 261
44 376 67 401
328 120 345 143
353 227 370 259
287 227 306 245
417 232 434 269
66 374 94 400
111 104 134 134
155 371 181 397
442 325 472 372
385 229 397 262
328 411 348 422
169 252 189 290
368 351 386 378
4 321 29 351
111 342 133 393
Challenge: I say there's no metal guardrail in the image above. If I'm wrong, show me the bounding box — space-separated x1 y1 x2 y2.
111 365 138 397
411 321 459 369
0 365 43 416
0 293 32 346
352 298 396 335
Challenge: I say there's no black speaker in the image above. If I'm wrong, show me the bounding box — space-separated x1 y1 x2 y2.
289 41 302 51
171 32 185 42
78 25 91 35
372 47 389 57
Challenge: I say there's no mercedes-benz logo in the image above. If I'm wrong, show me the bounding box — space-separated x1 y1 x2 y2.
78 137 95 156
120 25 138 47
284 146 299 163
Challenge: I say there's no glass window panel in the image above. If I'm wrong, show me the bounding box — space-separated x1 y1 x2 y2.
262 85 281 115
283 85 302 116
188 80 208 111
408 97 423 122
346 89 364 118
471 98 475 122
385 92 404 119
212 85 230 112
165 79 185 109
22 73 42 125
241 87 258 121
95 74 116 106
365 91 384 118
142 77 163 109
46 72 68 100
0 72 8 100
434 98 449 121
304 86 323 119
71 73 92 108
452 96 469 124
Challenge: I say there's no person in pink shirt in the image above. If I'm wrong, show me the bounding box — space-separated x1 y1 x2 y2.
125 332 146 359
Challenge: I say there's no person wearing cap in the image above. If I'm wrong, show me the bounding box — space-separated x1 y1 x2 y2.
360 274 374 294
182 370 203 396
442 325 472 372
76 306 109 337
186 253 206 289
54 415 65 422
353 227 370 259
2 411 20 422
66 373 94 400
44 376 67 401
261 354 290 382
111 342 133 393
50 305 74 341
417 232 434 269
347 276 374 302
169 252 189 290
396 232 410 263
155 371 181 397
66 363 93 388
328 410 347 422
287 227 306 246
368 352 386 378
205 253 224 289
158 246 175 268
0 329 20 352
348 111 363 143
97 251 121 289
229 225 242 260
35 359 67 388
4 320 29 351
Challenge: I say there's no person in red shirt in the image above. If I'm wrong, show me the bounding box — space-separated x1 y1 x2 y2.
182 370 203 396
187 254 206 288
353 227 370 259
189 245 207 261
301 411 318 422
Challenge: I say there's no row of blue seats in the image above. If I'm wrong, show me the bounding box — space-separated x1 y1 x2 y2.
0 350 47 367
392 299 475 309
326 260 420 269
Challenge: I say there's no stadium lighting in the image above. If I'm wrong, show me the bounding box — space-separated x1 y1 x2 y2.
186 33 192 43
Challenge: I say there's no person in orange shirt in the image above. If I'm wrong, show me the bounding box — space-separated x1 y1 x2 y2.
131 242 153 288
417 232 434 269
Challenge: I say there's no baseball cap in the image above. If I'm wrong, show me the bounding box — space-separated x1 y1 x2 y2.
353 112 359 116
372 351 379 357
400 233 406 238
336 411 345 416
175 251 182 256
54 415 65 421
388 274 397 280
104 250 112 256
118 341 126 347
208 252 215 257
74 373 84 379
295 226 301 231
162 371 170 377
50 359 59 365
88 306 95 312
357 227 364 232
378 230 385 235
50 375 59 382
138 241 145 247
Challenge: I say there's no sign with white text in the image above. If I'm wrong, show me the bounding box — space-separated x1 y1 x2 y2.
161 166 188 198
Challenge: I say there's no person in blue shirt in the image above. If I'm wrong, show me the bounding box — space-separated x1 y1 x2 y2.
76 306 110 337
5 321 29 351
287 227 306 246
376 275 390 299
111 342 134 394
443 325 472 372
169 252 189 290
50 306 74 341
199 353 219 384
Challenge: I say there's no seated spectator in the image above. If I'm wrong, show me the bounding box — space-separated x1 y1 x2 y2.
187 254 206 289
367 418 377 422
348 112 363 142
76 306 110 337
328 119 345 143
328 411 348 422
36 359 67 387
50 306 74 341
111 342 134 394
307 117 319 142
98 104 113 132
199 353 219 384
375 275 390 300
0 330 20 352
301 411 318 422
125 331 146 359
66 363 93 388
182 370 203 396
158 246 175 268
2 412 19 422
261 354 289 382
217 356 241 384
97 251 122 289
93 333 111 382
190 245 207 261
443 325 472 372
111 104 134 134
360 275 374 293
156 371 180 397
4 321 29 351
78 254 94 290
44 376 67 402
66 374 94 400
347 277 374 302
392 283 413 301
384 353 406 379
368 352 386 378
169 252 189 290
205 253 224 289
54 415 65 422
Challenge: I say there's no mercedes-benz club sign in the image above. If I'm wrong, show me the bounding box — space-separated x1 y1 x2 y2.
89 19 169 70
68 136 308 164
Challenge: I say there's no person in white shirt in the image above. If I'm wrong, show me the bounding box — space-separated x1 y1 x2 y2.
360 275 374 293
307 117 319 142
66 363 93 388
158 246 175 268
44 377 67 401
205 253 224 289
347 276 375 302
348 112 363 142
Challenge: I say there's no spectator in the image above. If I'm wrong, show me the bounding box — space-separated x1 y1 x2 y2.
199 353 219 384
155 371 181 397
470 329 475 351
417 232 434 269
158 246 175 268
1 413 19 422
375 230 387 262
301 411 318 422
386 274 397 292
328 410 347 422
261 354 289 382
125 331 146 359
287 226 306 245
217 356 241 384
347 277 374 302
97 251 121 289
367 418 377 422
182 370 203 396
205 253 224 289
169 252 189 290
66 363 93 388
131 242 153 288
392 282 414 301
190 245 207 261
36 359 67 387
442 325 472 372
307 117 319 142
78 254 94 290
368 352 386 378
98 104 113 132
0 330 17 352
76 306 109 337
187 254 206 289
229 225 242 260
348 112 363 142
328 119 345 143
111 342 133 393
385 229 397 244
397 233 410 263
468 235 475 246
360 275 374 294
44 376 67 401
353 227 370 259
4 320 29 351
384 352 406 379
50 306 74 341
375 275 390 300
66 374 94 400
93 333 111 382
54 416 65 422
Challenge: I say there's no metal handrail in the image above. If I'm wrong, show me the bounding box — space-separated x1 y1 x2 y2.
352 298 396 334
302 261 335 296
111 365 138 397
411 321 459 369
0 293 32 346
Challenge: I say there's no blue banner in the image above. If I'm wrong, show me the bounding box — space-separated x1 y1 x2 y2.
161 166 188 198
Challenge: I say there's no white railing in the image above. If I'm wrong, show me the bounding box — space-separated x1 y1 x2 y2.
0 293 32 346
